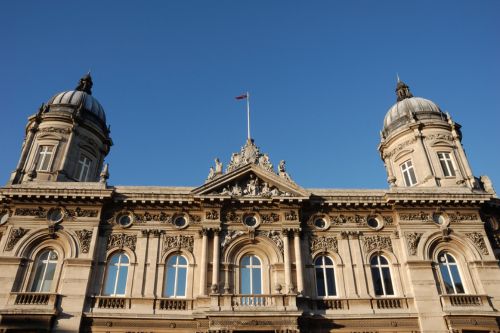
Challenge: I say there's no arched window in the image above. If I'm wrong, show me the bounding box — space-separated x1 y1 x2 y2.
30 249 58 292
103 252 129 296
314 256 336 297
370 255 394 296
240 255 262 295
438 252 464 294
164 255 188 298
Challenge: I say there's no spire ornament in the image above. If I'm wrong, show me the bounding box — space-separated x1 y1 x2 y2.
75 72 93 95
395 77 413 102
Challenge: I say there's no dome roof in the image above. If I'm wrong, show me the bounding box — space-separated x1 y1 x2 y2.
383 81 445 136
47 90 106 123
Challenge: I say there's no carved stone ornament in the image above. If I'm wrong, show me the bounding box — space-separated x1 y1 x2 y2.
363 235 392 253
134 211 172 223
222 210 241 223
399 211 432 222
329 214 367 225
221 230 245 249
75 229 93 253
405 232 423 255
65 207 98 218
15 207 47 218
448 212 478 222
163 235 194 253
209 174 292 198
5 228 29 251
38 126 71 135
425 133 454 142
107 233 137 251
226 139 275 173
205 210 219 220
466 232 489 255
383 216 394 225
261 213 280 223
310 236 338 253
284 210 298 221
257 230 283 253
189 214 202 223
383 137 417 159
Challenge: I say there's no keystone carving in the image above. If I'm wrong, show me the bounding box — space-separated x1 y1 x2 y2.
466 232 489 255
363 235 392 253
5 228 29 251
310 236 338 253
107 233 137 251
163 235 194 253
75 229 93 253
405 232 423 255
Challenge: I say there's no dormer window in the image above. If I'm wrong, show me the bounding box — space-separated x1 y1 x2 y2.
437 152 456 177
400 160 417 187
35 145 55 172
75 155 92 181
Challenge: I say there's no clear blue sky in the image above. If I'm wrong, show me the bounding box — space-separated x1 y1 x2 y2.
1 1 499 189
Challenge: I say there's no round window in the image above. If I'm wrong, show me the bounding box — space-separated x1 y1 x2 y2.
243 215 257 228
117 213 134 228
174 216 187 228
0 212 9 225
367 217 380 229
47 208 64 224
433 213 447 226
314 218 327 229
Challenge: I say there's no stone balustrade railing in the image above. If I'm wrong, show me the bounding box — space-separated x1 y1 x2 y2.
7 292 59 309
440 294 492 311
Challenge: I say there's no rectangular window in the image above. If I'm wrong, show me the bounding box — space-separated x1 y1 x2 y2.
437 152 456 177
35 145 54 172
400 160 417 186
75 155 92 181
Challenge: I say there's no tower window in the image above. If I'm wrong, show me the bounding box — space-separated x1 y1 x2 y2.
75 155 92 181
437 152 456 177
400 160 417 187
35 145 55 172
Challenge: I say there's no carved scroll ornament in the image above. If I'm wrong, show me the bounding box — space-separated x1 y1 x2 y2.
363 235 392 253
466 232 489 255
75 229 93 253
310 236 338 253
405 232 422 255
107 233 137 251
5 228 29 251
163 235 194 253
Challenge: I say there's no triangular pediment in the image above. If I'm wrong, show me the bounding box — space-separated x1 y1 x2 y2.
192 164 309 198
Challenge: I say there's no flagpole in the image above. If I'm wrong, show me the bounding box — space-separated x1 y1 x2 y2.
246 91 251 140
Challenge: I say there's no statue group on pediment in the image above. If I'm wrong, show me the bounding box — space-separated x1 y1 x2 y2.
214 174 291 198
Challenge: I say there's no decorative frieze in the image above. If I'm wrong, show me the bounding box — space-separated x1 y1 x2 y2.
38 126 71 134
284 210 297 221
383 216 394 225
425 133 454 142
466 232 489 255
5 228 29 251
134 211 172 223
382 137 417 159
261 213 280 223
405 232 423 255
310 236 338 253
205 210 219 220
15 207 47 218
163 235 194 253
222 210 241 223
14 206 97 219
66 207 98 218
189 214 202 224
363 235 392 253
449 212 478 222
75 229 93 253
210 175 292 197
329 214 367 225
107 233 137 251
399 211 432 222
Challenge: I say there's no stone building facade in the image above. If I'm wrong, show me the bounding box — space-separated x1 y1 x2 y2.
0 75 499 332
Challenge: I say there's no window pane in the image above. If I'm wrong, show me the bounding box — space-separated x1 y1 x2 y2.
30 260 46 292
241 256 250 266
252 267 262 294
40 262 56 292
445 253 455 263
450 266 464 294
176 267 187 296
103 265 118 295
370 256 378 265
109 254 120 265
323 257 333 265
120 254 129 264
241 267 250 294
326 268 336 296
408 168 417 185
403 172 411 187
316 268 326 296
382 267 394 295
439 159 450 177
371 267 383 296
439 265 454 294
379 256 388 265
178 256 187 265
116 266 128 295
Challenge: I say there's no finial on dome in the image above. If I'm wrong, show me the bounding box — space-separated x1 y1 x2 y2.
75 72 93 95
395 76 413 102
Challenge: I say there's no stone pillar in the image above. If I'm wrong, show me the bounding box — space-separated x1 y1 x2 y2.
199 229 208 296
283 230 292 293
211 230 220 293
350 232 370 297
339 232 358 297
414 130 438 186
293 230 304 294
144 232 160 297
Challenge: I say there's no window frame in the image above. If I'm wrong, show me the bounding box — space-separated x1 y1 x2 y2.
314 255 337 298
28 248 59 293
239 254 263 295
163 254 189 298
75 154 93 181
437 152 456 178
102 252 130 297
35 145 56 172
370 254 395 297
437 251 465 295
400 159 417 187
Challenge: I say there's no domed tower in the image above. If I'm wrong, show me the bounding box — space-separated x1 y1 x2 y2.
8 73 112 184
378 79 475 188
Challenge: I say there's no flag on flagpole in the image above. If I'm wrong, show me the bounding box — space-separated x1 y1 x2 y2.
235 93 248 100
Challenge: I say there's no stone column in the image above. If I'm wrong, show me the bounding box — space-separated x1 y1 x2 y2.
293 230 304 294
144 231 160 297
283 230 292 293
199 229 208 296
211 230 220 293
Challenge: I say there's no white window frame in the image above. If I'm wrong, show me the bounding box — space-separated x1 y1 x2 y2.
29 249 58 292
35 145 55 172
370 255 395 296
164 255 188 298
400 159 417 186
438 252 465 295
103 252 129 297
314 256 337 297
437 152 456 177
240 255 263 295
75 154 92 181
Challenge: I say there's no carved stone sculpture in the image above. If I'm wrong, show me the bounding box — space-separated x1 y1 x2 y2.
466 232 489 255
75 229 93 253
405 232 422 255
310 236 338 253
5 228 29 251
363 235 392 253
107 233 137 251
163 235 194 253
221 230 244 249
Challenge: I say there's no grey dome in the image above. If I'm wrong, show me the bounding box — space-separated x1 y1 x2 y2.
47 90 106 124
